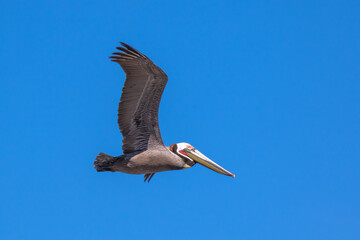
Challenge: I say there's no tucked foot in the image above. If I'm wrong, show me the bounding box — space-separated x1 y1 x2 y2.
144 173 155 182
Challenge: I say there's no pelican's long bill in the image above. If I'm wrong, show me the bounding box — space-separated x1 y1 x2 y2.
183 148 235 178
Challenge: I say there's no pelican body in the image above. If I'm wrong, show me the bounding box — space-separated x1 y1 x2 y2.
94 42 234 182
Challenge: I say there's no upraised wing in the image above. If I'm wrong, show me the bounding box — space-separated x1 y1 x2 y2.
109 43 168 154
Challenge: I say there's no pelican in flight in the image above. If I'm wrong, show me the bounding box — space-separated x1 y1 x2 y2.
94 42 235 182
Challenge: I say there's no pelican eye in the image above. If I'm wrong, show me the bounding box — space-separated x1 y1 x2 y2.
170 144 177 153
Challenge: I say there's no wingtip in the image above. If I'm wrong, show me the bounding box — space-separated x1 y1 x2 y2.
118 42 144 57
120 42 129 48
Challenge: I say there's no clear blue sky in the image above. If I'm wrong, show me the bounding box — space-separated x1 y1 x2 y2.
1 0 359 239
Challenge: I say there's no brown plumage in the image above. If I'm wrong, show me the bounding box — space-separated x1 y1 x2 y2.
110 42 168 154
94 42 235 182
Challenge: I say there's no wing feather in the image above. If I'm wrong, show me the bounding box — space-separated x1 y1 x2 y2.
110 43 168 154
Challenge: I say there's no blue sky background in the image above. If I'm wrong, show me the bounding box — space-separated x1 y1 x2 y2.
1 0 359 239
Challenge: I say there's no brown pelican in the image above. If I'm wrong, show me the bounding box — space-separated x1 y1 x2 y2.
94 42 235 182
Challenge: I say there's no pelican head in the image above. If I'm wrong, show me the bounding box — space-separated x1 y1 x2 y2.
170 143 235 178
